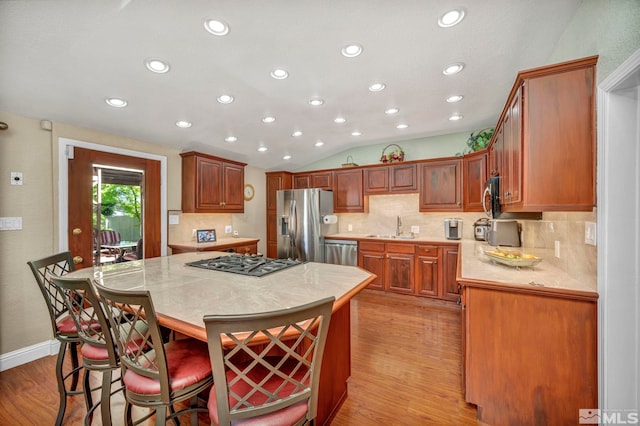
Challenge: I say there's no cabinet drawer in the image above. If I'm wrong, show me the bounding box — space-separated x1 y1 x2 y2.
416 245 439 256
359 241 385 252
386 243 414 254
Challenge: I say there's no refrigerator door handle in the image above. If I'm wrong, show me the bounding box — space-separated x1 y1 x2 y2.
289 199 297 256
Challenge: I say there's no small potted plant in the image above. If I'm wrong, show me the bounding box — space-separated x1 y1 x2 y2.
380 144 405 163
458 127 495 155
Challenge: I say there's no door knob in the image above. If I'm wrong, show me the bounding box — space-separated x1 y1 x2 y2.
73 256 83 264
72 228 82 235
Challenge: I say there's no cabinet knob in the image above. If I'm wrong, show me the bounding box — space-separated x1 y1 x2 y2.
72 256 83 264
456 297 461 305
72 228 82 235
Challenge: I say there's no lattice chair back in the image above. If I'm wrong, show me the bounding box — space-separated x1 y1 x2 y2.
99 230 121 245
27 252 76 339
94 283 172 403
204 296 335 426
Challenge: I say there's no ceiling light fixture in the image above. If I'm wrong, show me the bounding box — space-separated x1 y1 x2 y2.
292 131 303 137
368 83 386 92
443 63 465 75
105 97 127 108
334 117 346 124
262 116 276 123
204 19 229 36
341 43 363 58
385 108 399 115
282 154 292 160
314 141 324 147
396 123 409 129
175 120 192 128
449 114 464 121
309 98 324 106
270 69 289 79
217 94 234 104
225 136 237 143
351 131 362 136
145 58 170 74
446 95 464 103
438 9 465 28
257 146 268 152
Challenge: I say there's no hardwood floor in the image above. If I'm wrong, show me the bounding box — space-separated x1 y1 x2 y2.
0 290 478 425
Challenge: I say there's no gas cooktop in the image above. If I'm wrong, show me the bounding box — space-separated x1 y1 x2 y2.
186 255 304 277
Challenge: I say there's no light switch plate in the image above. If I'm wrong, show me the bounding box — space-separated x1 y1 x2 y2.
225 225 233 234
0 217 23 230
585 221 596 246
411 225 420 234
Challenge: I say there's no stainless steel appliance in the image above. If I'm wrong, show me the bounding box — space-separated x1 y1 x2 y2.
483 176 542 220
486 220 522 247
277 188 338 262
186 255 303 277
473 218 491 241
444 218 463 240
325 240 358 266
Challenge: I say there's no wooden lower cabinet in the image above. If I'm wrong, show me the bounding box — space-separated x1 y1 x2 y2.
385 243 414 294
415 245 439 297
169 240 258 255
358 241 385 291
460 282 598 425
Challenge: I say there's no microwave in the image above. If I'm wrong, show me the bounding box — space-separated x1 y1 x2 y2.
483 176 542 220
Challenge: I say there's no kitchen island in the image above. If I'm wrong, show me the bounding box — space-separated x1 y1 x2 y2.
67 252 375 425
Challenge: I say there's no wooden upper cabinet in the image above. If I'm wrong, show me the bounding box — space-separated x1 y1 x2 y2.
333 169 366 213
293 171 332 190
364 167 389 194
364 164 417 195
419 158 462 211
265 172 292 258
489 55 597 212
181 151 246 213
462 151 488 212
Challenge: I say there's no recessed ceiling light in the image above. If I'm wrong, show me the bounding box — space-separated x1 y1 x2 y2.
292 131 303 137
270 69 289 79
438 9 465 28
446 95 464 103
105 97 127 108
257 146 268 152
314 141 324 147
369 83 386 92
145 58 170 74
204 19 229 36
217 94 234 104
396 123 409 129
262 116 276 123
449 114 464 121
175 120 192 128
341 43 363 58
351 131 362 136
334 117 346 124
385 108 399 115
309 98 324 106
443 63 465 75
283 154 292 160
225 136 237 143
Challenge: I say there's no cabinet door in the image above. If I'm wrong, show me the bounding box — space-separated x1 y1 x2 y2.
364 167 389 194
390 164 417 193
222 162 245 211
419 159 462 211
386 253 415 294
266 172 291 212
311 172 333 190
441 246 460 301
197 156 223 210
416 255 439 297
333 169 366 212
502 86 522 205
358 251 385 291
463 151 488 212
293 174 311 189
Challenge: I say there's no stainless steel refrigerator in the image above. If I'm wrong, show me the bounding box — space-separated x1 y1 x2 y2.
276 188 337 262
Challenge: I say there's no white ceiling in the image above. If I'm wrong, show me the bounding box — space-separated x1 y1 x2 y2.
0 0 581 171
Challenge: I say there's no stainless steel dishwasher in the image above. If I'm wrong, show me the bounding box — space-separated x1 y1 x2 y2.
324 240 358 266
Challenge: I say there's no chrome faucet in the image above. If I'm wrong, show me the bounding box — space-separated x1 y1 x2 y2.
396 216 402 236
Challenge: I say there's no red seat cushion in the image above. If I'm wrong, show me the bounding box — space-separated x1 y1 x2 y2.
81 343 110 361
122 338 211 395
56 315 78 334
207 357 310 425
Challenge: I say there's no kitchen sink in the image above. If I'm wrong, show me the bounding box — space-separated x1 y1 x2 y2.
365 234 415 239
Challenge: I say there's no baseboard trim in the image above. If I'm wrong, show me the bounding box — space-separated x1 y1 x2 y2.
0 340 60 372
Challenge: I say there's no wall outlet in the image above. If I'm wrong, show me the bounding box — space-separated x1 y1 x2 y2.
411 225 420 234
225 225 233 234
0 217 22 230
584 221 597 246
10 172 23 185
192 229 196 237
554 240 561 258
347 224 353 232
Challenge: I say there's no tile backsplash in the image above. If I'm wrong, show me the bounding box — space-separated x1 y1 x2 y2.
336 194 597 288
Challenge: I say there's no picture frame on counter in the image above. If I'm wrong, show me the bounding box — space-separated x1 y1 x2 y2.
196 229 216 243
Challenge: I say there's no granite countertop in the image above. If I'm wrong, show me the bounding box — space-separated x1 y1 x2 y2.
326 233 597 295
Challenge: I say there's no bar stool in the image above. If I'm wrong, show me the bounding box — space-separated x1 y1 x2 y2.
94 282 213 426
27 252 85 426
51 276 123 426
203 296 334 426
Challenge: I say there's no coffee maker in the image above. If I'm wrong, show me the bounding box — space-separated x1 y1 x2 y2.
444 218 462 240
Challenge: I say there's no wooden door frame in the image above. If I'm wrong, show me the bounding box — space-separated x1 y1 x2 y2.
58 137 167 257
